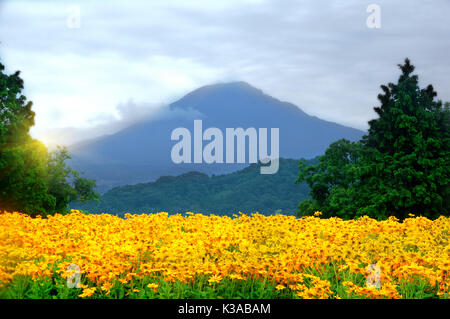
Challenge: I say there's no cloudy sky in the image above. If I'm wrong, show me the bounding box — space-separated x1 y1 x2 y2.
0 0 449 146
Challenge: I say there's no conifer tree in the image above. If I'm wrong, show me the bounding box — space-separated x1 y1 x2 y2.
297 59 449 219
357 58 449 219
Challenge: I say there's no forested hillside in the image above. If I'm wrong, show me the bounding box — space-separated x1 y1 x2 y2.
72 158 315 216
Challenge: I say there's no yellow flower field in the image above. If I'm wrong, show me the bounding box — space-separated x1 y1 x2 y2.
0 210 449 299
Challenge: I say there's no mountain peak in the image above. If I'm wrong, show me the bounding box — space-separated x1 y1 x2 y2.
180 81 264 100
198 81 261 92
170 81 271 113
170 81 310 119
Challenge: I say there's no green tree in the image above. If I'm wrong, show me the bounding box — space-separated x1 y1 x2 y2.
356 59 449 219
297 59 450 219
0 62 99 216
47 146 100 213
296 139 361 218
0 62 55 216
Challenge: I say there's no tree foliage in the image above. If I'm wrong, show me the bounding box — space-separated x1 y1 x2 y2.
0 62 99 217
296 139 361 218
47 146 100 213
297 59 449 219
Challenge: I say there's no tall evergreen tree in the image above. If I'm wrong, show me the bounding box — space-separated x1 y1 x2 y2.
357 58 449 219
297 59 449 219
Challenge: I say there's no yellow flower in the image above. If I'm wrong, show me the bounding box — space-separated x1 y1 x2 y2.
101 282 113 291
147 283 159 291
229 274 245 280
78 287 96 298
208 275 223 284
275 284 286 290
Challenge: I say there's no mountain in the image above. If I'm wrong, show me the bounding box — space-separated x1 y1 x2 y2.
69 82 364 192
71 158 316 216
